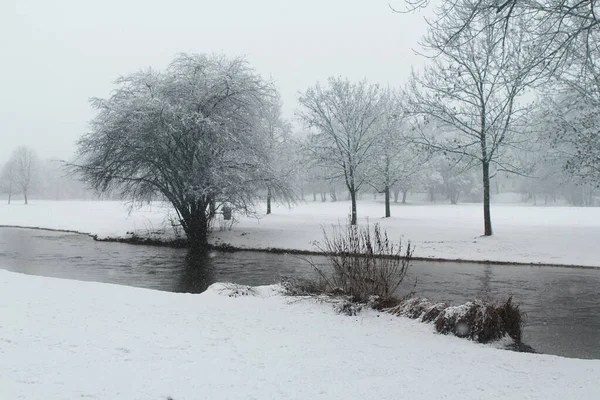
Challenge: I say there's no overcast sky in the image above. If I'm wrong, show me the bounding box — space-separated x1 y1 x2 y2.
0 0 430 163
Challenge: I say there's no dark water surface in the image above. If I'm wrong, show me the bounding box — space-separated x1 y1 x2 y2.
1 227 599 359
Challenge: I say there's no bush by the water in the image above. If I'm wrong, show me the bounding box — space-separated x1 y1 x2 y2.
280 276 329 296
389 296 525 344
308 221 413 303
283 220 525 348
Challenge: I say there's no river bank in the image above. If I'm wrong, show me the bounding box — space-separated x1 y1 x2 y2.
1 199 599 267
2 269 599 399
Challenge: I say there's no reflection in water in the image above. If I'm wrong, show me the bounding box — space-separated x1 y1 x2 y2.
478 264 493 302
175 250 216 293
1 227 599 360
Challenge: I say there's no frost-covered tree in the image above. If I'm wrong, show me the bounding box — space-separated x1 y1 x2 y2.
406 4 539 236
35 158 91 200
260 94 297 214
3 146 39 204
298 78 382 225
0 160 15 204
367 89 427 217
435 155 480 204
73 53 292 247
400 0 599 90
538 90 600 186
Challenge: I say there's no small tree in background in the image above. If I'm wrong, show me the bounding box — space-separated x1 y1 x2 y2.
0 160 15 204
260 94 297 214
545 91 600 187
2 146 39 204
368 88 428 217
298 77 382 225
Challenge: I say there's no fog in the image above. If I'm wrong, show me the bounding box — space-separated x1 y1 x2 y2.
0 0 428 163
1 0 597 210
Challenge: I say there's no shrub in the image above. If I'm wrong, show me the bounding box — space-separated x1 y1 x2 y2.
389 296 525 344
334 300 363 316
309 220 413 303
495 297 524 344
218 283 258 298
434 301 505 343
388 297 449 321
280 276 329 296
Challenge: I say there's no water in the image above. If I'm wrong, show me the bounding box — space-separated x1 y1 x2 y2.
1 227 599 359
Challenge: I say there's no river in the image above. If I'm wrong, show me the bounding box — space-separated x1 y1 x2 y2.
1 227 598 359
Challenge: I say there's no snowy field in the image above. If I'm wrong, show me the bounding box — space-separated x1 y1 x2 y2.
2 269 599 400
1 199 600 267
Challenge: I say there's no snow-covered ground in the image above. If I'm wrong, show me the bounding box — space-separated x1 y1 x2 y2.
2 269 599 400
1 199 600 267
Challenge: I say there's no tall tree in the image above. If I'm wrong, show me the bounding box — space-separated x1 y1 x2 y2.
73 53 292 248
298 78 382 225
400 0 600 98
407 4 538 235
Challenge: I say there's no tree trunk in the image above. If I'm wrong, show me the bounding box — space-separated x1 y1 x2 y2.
7 191 11 204
24 191 28 205
393 188 400 203
181 202 210 249
350 189 357 225
402 190 408 204
449 188 459 204
313 192 317 202
209 200 216 218
482 161 492 236
384 185 390 218
266 187 272 215
187 215 208 249
495 175 500 194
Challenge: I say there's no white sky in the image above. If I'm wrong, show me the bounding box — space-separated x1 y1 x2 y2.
0 0 431 163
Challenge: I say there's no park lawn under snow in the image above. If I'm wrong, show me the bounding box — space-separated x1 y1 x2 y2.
2 269 599 400
1 199 600 267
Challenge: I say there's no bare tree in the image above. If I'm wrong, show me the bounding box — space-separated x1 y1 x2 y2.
399 0 600 98
538 90 600 186
0 160 15 204
260 94 297 215
73 53 293 248
4 146 38 204
298 78 382 225
406 4 537 235
368 89 427 217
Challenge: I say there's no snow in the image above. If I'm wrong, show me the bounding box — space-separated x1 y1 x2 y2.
1 269 599 400
1 199 600 267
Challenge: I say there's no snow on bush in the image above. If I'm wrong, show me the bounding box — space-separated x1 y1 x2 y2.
389 297 525 344
217 283 259 298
